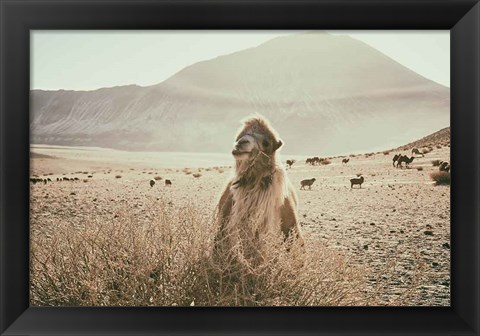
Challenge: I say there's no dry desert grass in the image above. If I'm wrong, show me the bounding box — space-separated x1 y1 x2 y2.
30 199 367 306
29 145 450 306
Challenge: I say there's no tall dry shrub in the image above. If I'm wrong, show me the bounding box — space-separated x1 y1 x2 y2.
31 199 367 306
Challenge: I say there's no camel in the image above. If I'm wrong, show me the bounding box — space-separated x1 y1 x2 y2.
439 161 451 173
396 155 415 169
411 148 424 157
214 116 303 264
342 158 350 165
392 154 401 167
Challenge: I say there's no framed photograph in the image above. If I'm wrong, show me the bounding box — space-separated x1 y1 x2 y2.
1 0 479 335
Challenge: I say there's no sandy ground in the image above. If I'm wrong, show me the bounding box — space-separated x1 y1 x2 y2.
30 145 450 306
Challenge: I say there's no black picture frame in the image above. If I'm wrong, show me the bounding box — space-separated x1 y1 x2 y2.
1 0 479 335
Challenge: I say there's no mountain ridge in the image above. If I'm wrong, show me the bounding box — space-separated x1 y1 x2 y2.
30 32 449 155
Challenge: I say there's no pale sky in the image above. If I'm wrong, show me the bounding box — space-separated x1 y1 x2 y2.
31 30 450 91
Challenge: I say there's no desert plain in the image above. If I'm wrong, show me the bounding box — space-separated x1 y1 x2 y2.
30 142 450 306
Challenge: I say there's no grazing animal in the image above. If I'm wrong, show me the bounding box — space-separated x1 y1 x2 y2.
439 161 451 173
300 178 316 190
214 116 303 264
286 159 296 168
350 176 365 188
396 155 415 169
165 179 172 186
411 148 424 157
306 157 321 165
342 158 350 165
150 179 155 187
392 154 401 167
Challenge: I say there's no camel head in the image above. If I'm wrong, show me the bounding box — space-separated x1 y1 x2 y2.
232 116 283 161
231 116 283 188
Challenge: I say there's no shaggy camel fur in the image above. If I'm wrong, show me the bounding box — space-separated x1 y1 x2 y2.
214 116 303 264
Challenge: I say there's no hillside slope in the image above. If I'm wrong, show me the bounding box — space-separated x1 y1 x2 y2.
31 32 449 155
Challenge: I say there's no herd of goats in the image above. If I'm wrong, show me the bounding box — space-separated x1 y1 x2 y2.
30 147 450 190
289 147 450 190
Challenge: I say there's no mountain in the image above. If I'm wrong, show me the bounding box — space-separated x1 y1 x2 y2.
30 32 449 155
397 127 450 151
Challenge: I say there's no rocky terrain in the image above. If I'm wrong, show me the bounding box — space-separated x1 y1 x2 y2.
30 136 450 306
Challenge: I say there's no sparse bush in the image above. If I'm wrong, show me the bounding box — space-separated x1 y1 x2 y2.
185 171 192 175
115 175 122 179
431 160 442 167
430 171 451 185
193 173 202 178
422 148 431 154
436 145 442 149
417 167 424 171
383 151 390 155
154 176 162 181
356 173 362 177
30 201 367 307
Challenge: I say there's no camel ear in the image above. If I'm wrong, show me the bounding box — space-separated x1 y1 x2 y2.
274 139 283 151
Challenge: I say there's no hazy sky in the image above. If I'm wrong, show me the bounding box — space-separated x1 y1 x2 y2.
31 30 450 91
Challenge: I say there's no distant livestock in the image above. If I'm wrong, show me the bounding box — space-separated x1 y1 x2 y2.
439 161 451 173
286 159 296 168
300 178 316 190
411 148 424 157
30 177 46 184
342 158 350 165
350 176 365 188
165 179 172 186
396 155 415 169
392 154 401 167
150 179 155 187
306 157 321 165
